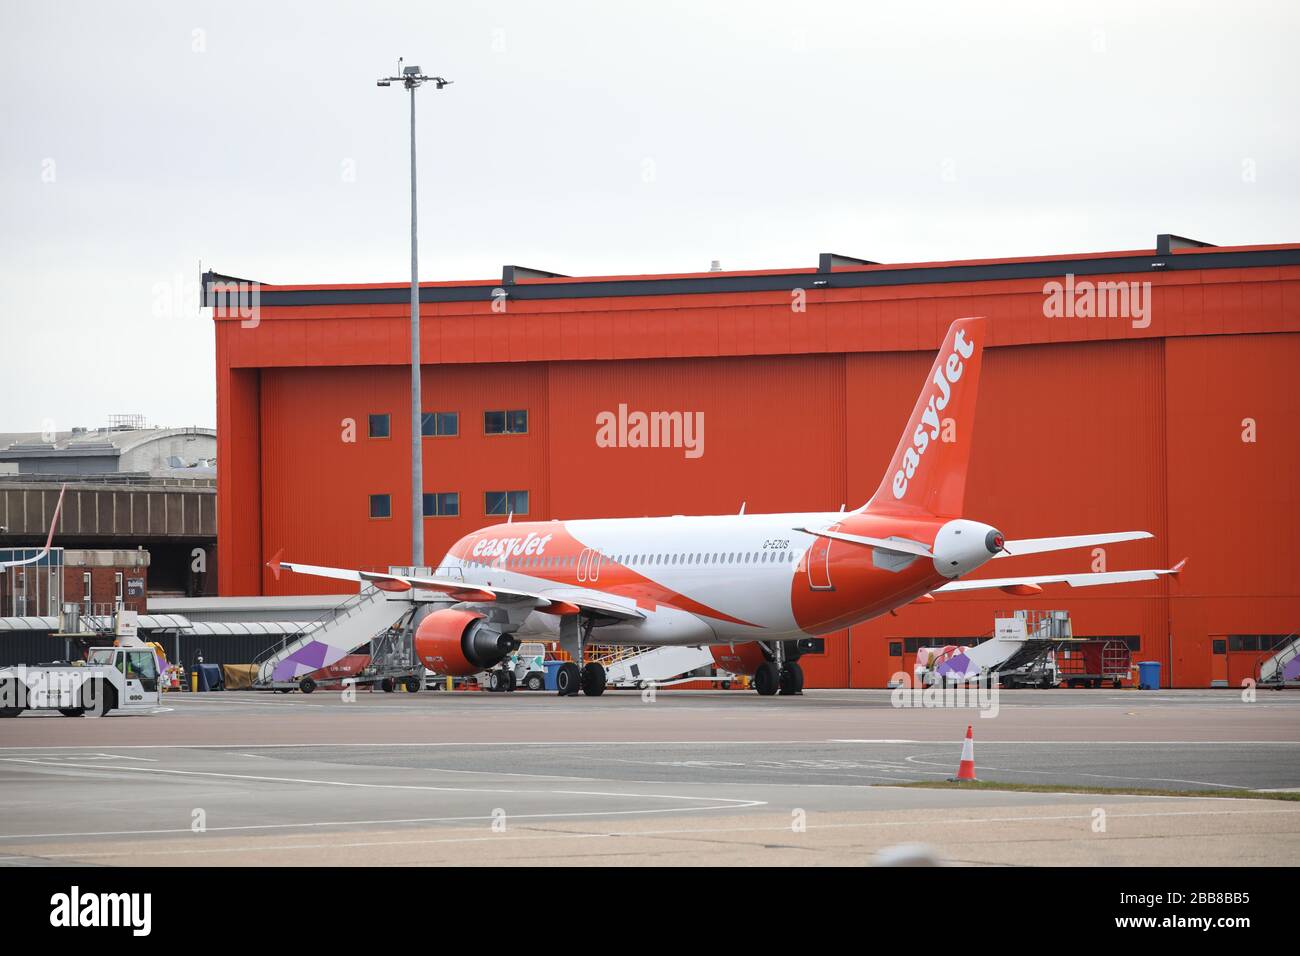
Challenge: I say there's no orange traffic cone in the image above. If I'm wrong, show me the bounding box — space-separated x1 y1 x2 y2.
951 724 977 782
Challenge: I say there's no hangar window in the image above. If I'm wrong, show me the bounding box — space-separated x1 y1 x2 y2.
369 494 392 519
1228 634 1291 652
422 411 459 437
484 409 528 435
368 414 391 438
423 492 459 517
485 490 529 515
1083 635 1141 652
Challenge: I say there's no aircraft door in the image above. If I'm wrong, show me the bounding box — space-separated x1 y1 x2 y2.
807 533 834 590
577 548 602 583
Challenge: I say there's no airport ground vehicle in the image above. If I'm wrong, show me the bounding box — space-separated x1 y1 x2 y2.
479 643 548 692
0 645 162 717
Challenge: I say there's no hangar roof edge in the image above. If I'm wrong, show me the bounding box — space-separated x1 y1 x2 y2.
202 239 1300 310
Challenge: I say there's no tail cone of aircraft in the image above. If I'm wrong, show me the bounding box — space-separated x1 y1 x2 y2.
951 724 978 782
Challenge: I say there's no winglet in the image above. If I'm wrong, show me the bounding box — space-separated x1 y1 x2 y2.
42 484 66 554
1169 558 1187 576
267 548 284 581
0 483 67 570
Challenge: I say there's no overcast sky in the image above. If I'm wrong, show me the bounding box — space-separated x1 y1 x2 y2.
1 0 1296 432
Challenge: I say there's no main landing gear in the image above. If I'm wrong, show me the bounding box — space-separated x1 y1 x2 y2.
556 615 607 696
754 640 804 697
555 660 607 697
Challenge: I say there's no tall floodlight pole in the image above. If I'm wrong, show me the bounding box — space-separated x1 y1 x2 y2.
377 60 452 568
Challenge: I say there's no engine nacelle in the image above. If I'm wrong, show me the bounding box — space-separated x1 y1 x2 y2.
414 609 515 677
709 642 769 677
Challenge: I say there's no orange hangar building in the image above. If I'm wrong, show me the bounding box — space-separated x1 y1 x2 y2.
204 235 1300 689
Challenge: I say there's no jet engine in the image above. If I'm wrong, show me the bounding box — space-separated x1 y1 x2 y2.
413 608 516 677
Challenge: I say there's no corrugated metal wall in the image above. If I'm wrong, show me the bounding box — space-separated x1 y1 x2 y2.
215 259 1300 687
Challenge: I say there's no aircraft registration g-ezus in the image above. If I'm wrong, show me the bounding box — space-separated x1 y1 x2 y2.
273 317 1183 697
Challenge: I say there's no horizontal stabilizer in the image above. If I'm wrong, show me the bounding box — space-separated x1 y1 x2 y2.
794 526 933 558
937 558 1185 594
996 530 1152 558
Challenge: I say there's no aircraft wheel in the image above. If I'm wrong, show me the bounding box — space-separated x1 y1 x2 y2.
581 663 606 697
300 677 317 695
778 661 804 696
555 662 581 696
83 681 115 717
754 661 780 696
58 708 86 717
506 671 517 692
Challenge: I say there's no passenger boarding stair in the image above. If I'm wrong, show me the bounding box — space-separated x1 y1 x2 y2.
601 644 717 687
1259 632 1300 688
917 610 1076 686
251 585 415 688
982 610 1074 674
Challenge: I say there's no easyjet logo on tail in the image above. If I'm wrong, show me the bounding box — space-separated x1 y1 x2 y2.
891 328 975 500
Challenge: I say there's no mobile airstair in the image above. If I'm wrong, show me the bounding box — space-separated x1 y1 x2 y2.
915 610 1078 688
250 584 421 691
1259 632 1300 689
601 644 719 688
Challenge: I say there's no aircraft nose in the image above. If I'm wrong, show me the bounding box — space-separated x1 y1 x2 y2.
985 529 1005 554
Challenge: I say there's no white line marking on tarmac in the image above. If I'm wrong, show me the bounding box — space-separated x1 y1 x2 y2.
0 758 765 839
7 804 1299 860
0 740 1296 751
900 753 1252 790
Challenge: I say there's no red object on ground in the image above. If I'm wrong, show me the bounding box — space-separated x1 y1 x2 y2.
954 724 978 781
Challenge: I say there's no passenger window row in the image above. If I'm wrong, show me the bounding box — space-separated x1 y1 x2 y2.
465 550 796 571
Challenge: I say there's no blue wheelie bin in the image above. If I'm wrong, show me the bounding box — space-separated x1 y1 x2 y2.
1137 660 1161 690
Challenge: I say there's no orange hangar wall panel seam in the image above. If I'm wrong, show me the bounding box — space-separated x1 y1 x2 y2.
206 242 1300 687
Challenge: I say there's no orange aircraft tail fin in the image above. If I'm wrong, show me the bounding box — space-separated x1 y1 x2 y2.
862 317 986 518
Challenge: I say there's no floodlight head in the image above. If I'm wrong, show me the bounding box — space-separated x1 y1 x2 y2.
376 79 392 87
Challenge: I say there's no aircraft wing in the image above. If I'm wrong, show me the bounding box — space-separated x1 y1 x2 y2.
268 557 644 621
936 559 1185 594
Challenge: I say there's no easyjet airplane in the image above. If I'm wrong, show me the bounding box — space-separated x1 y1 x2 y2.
274 317 1183 697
